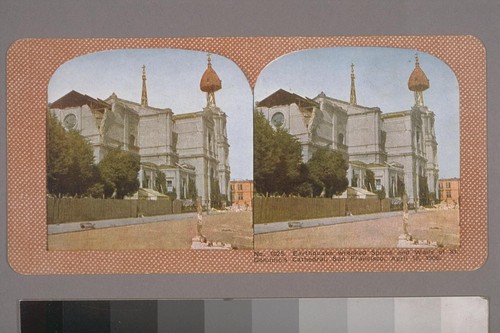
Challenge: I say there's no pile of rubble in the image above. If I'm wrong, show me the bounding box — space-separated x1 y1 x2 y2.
191 236 232 250
397 234 438 248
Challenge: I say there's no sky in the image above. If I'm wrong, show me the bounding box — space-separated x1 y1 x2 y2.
255 47 460 179
48 49 254 180
49 46 459 181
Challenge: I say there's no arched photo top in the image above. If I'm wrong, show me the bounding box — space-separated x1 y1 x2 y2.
48 48 253 181
254 46 459 180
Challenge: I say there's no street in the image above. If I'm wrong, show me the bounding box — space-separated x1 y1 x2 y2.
254 208 459 249
48 211 253 250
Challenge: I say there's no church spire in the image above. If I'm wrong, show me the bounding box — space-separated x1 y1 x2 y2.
350 63 357 105
141 65 148 107
200 53 222 108
408 54 430 107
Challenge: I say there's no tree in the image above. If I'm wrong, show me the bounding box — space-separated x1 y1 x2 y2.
98 148 140 199
307 147 348 197
47 113 95 196
253 111 280 194
64 130 96 194
294 163 313 197
253 111 304 195
272 128 303 193
166 187 177 201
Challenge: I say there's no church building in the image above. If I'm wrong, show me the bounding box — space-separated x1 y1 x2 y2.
49 56 231 207
256 56 439 205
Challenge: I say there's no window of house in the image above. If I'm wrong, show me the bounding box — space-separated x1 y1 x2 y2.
446 182 451 188
446 191 452 198
237 184 243 191
238 193 243 200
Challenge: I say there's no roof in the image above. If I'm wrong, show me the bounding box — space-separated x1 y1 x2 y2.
172 111 204 120
350 160 367 167
381 110 411 119
131 188 170 200
256 89 319 108
349 187 377 197
110 95 169 113
314 92 377 112
50 90 110 110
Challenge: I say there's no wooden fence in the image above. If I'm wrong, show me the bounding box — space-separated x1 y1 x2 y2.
47 198 182 225
253 197 391 224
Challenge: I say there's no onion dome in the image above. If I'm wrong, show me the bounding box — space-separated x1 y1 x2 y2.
408 54 429 92
200 55 222 93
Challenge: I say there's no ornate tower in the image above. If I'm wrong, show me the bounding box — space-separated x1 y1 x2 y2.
408 54 430 107
141 65 148 107
350 63 357 105
200 54 222 108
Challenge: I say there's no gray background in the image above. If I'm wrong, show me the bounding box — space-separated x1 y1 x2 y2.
1 0 498 331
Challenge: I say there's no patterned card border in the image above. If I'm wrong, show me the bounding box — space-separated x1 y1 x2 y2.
7 36 486 274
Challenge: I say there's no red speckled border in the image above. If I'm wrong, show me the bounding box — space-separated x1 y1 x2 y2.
7 36 486 274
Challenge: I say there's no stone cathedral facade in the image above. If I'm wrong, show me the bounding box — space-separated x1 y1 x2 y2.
49 58 231 206
256 56 439 204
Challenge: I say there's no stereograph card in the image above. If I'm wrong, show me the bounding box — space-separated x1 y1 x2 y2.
6 36 486 274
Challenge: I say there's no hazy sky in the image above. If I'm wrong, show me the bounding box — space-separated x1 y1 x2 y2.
255 47 459 179
48 49 254 180
49 46 459 180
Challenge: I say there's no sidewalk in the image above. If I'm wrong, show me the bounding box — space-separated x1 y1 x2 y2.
254 211 405 234
47 212 198 235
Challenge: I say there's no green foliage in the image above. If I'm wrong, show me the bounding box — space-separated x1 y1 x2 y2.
253 111 304 195
272 128 304 192
294 163 313 197
166 187 177 201
98 148 140 199
254 111 351 197
86 182 105 198
47 113 95 196
307 147 349 197
253 111 280 194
